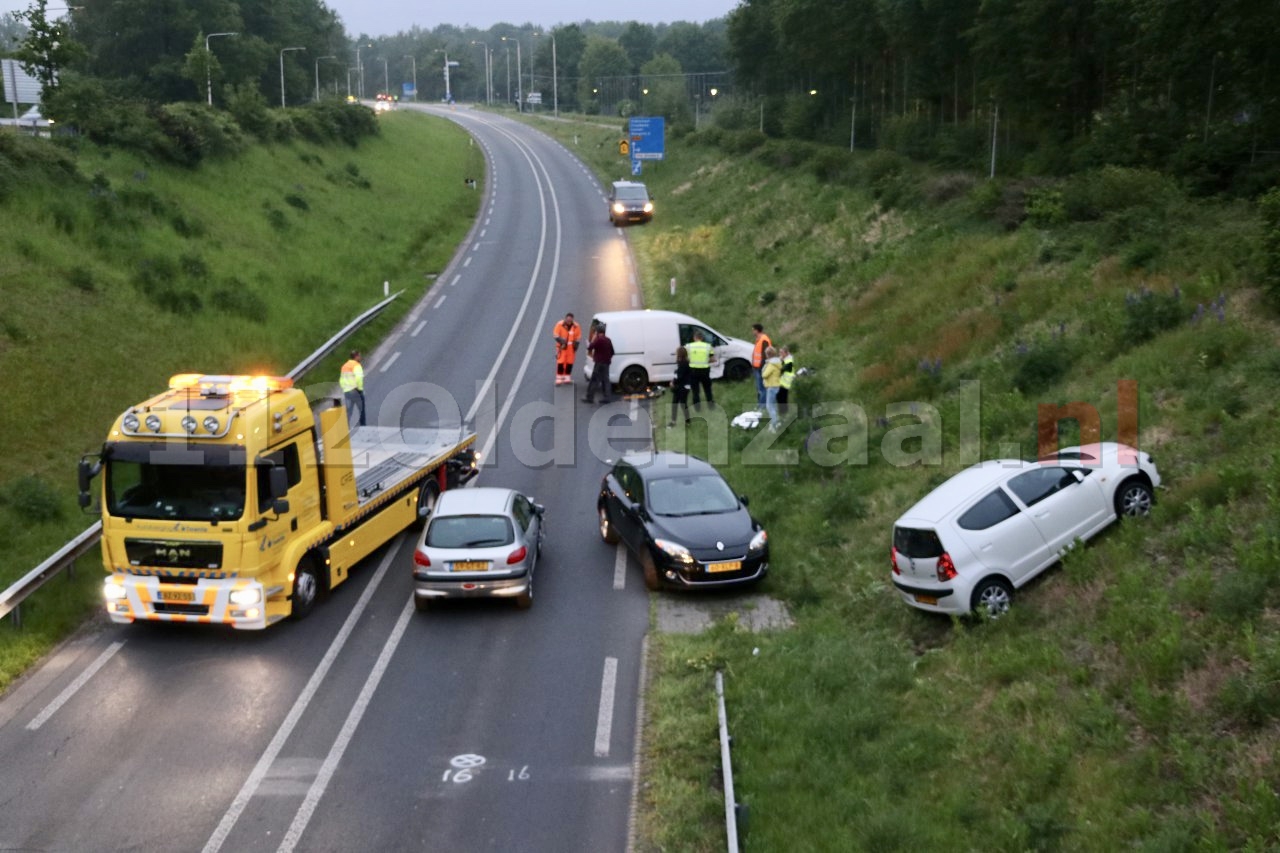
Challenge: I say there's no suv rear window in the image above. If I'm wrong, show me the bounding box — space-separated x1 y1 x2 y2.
893 526 943 558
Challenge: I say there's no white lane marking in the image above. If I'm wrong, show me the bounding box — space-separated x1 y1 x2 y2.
613 544 627 590
26 641 125 731
379 352 400 373
594 657 619 758
202 546 402 853
434 294 447 308
463 256 472 267
450 274 461 287
277 599 415 853
411 321 426 337
480 229 487 238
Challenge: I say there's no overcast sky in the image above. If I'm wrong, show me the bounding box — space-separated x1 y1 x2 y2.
0 1 739 38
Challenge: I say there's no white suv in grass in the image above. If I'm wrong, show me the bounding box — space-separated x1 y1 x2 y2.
890 443 1160 617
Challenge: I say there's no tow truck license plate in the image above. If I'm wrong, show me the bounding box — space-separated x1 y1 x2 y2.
159 590 196 602
707 560 742 574
452 561 489 572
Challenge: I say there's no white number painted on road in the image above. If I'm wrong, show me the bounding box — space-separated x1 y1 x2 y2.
508 765 531 781
442 753 486 784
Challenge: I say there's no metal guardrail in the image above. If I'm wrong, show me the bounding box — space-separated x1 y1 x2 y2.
1 293 402 627
716 670 742 852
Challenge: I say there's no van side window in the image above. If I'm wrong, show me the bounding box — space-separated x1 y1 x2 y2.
679 325 726 347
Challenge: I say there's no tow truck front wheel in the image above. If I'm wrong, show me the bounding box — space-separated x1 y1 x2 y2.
291 558 321 619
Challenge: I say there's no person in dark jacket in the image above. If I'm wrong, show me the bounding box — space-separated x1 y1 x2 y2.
582 322 614 404
668 346 693 426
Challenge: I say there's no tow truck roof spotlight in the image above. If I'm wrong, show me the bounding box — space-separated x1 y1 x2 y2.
181 415 198 434
203 415 221 434
145 414 162 432
122 413 140 432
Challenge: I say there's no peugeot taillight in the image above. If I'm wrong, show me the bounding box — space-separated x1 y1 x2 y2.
507 546 527 565
413 550 431 567
936 552 957 581
890 546 901 575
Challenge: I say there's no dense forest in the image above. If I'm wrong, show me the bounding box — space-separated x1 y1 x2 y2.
2 0 1278 193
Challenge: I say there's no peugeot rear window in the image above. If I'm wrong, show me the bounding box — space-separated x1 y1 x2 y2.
893 526 943 558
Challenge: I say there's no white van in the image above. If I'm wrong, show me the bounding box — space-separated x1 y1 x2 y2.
583 310 755 394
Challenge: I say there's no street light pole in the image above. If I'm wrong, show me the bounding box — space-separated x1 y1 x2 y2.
551 33 557 118
502 36 521 112
315 55 335 102
470 41 490 105
355 43 371 100
279 46 304 108
205 31 237 107
381 57 388 97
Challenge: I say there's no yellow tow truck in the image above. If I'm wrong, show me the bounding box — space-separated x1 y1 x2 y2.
78 373 478 629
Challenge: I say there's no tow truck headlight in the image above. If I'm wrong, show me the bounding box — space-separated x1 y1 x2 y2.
230 588 261 606
749 529 768 552
203 415 220 433
103 581 127 601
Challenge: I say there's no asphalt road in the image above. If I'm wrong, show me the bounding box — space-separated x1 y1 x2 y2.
0 105 656 852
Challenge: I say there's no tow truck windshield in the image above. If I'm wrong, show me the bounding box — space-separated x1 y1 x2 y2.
104 443 247 522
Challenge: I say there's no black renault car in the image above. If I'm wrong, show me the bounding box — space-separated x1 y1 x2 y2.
598 452 769 590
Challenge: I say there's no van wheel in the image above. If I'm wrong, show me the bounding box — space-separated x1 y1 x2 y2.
619 366 648 395
724 359 751 381
291 558 322 620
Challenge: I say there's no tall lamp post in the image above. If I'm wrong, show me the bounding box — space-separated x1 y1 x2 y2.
355 42 371 100
205 31 237 106
315 55 335 102
380 56 389 97
533 31 556 115
470 41 490 105
403 54 417 101
279 46 305 107
501 36 521 111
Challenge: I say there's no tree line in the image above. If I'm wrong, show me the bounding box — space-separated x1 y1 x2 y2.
4 0 1276 192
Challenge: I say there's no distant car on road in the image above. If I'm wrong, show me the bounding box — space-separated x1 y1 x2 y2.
598 452 768 590
890 443 1160 617
412 487 544 609
607 180 653 226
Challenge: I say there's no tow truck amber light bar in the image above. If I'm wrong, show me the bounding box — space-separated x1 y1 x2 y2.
169 374 294 395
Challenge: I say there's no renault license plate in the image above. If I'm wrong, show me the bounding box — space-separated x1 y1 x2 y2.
706 560 742 574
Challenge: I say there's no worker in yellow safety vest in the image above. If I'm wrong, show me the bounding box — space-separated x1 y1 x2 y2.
340 350 366 426
552 313 582 385
686 331 715 411
777 345 795 417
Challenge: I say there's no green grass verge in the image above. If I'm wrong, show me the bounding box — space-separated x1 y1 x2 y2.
0 112 483 688
522 113 1280 849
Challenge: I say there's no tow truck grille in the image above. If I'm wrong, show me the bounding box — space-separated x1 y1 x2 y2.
153 602 210 616
125 539 222 569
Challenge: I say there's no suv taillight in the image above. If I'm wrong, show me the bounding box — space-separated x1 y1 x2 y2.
890 546 901 575
936 552 957 581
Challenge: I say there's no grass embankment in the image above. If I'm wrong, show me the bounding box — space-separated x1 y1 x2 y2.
0 113 483 689
526 113 1280 850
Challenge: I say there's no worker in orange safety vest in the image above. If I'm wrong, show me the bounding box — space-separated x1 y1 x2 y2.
552 313 582 385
